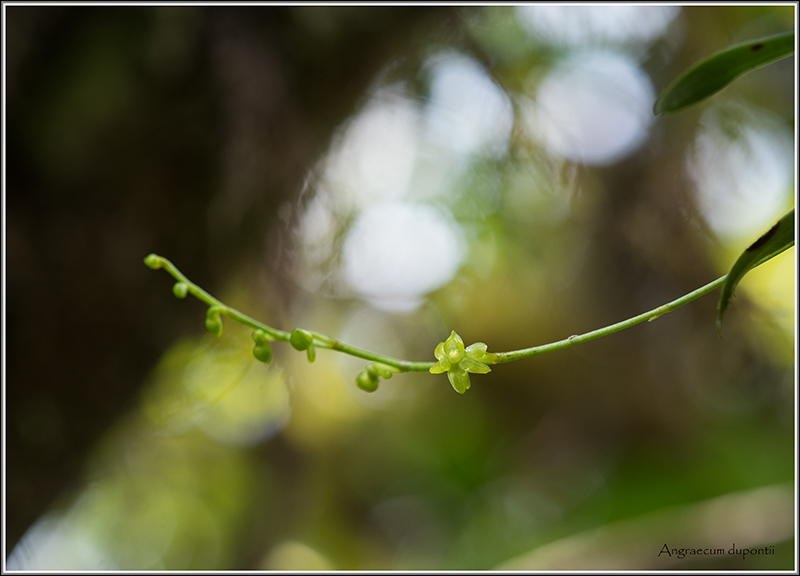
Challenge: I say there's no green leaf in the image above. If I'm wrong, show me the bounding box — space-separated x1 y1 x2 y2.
654 31 794 115
717 209 795 335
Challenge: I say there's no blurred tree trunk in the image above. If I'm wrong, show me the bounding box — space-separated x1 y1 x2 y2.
5 5 456 551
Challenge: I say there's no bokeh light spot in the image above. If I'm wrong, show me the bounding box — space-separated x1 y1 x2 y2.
342 201 465 312
423 53 514 158
324 86 421 209
687 102 794 243
525 49 655 165
516 5 680 47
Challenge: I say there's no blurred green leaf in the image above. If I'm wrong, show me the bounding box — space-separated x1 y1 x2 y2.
654 31 794 115
717 208 795 335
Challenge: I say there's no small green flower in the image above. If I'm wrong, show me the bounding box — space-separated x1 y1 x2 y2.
430 331 494 394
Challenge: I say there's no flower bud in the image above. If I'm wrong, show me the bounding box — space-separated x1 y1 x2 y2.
290 329 314 351
172 282 189 299
143 254 162 269
356 369 379 392
252 343 273 364
251 329 270 346
205 309 222 336
373 363 395 379
306 345 316 363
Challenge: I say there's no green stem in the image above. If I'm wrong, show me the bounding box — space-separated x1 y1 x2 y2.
306 331 434 371
146 253 727 373
493 275 728 363
146 254 434 372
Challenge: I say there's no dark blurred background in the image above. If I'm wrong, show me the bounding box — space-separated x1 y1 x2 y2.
5 5 795 570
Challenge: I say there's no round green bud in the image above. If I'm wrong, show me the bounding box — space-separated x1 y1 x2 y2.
205 317 222 336
172 282 189 299
251 329 270 346
374 364 395 379
144 254 162 269
290 329 313 351
306 345 316 363
205 309 222 336
356 370 379 392
252 343 273 364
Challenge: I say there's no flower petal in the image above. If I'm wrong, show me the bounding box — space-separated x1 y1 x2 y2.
465 342 487 354
466 342 497 364
429 360 449 374
447 368 471 394
444 331 464 358
460 357 491 374
434 341 445 361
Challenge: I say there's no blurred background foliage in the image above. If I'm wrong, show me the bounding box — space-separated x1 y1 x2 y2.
5 5 795 570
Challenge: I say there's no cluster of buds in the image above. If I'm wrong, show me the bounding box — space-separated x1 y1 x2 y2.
146 255 495 396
